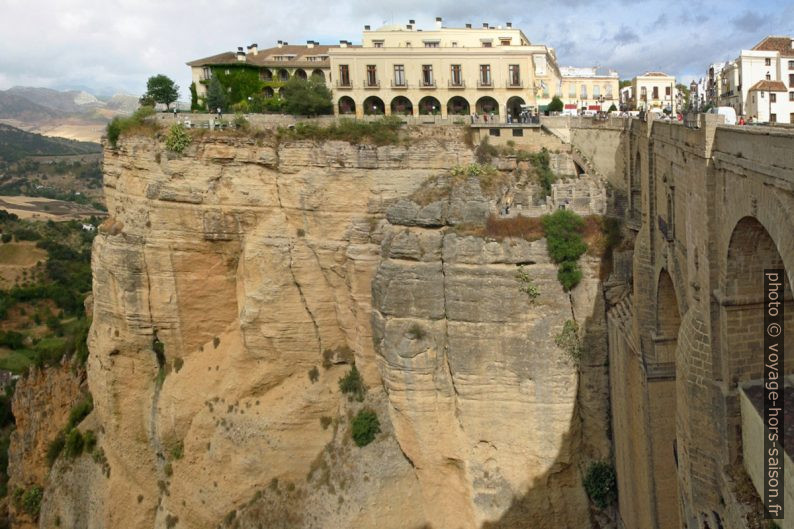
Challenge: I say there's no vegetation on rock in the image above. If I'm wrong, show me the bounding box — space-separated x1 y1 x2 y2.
106 106 157 148
555 319 582 364
165 123 191 153
583 460 617 509
338 365 365 402
351 409 380 447
541 209 587 291
278 116 404 145
515 265 540 303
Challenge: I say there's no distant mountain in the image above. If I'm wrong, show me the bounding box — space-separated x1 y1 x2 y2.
0 123 101 162
0 91 64 121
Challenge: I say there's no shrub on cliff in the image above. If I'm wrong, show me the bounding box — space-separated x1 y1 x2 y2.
542 209 587 291
46 431 66 467
106 106 157 148
338 365 365 402
165 123 191 153
474 137 499 164
19 485 43 518
583 461 617 509
351 409 380 447
278 116 403 146
555 319 582 364
64 428 84 458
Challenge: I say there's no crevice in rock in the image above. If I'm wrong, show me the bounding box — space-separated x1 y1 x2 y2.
286 240 323 355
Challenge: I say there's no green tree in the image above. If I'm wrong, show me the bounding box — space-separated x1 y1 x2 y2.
280 77 333 116
206 77 228 113
547 96 564 113
143 74 180 109
607 103 617 112
189 82 200 111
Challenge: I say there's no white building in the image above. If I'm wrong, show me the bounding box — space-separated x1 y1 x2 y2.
629 72 677 112
619 85 633 110
718 36 794 123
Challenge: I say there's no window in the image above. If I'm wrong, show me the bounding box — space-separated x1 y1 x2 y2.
790 74 794 86
202 67 212 80
500 39 511 46
581 84 587 99
393 65 405 86
450 64 462 86
512 129 524 137
405 41 411 47
339 65 350 86
373 41 384 48
790 92 794 101
366 65 377 86
641 87 647 100
568 83 576 98
489 128 500 136
605 84 613 99
766 73 771 80
482 41 492 48
480 64 491 85
593 85 600 98
771 113 777 123
424 41 439 48
791 113 794 123
422 65 434 86
653 87 659 99
452 42 458 47
789 60 794 70
665 86 671 97
765 58 771 66
771 93 777 103
508 64 520 86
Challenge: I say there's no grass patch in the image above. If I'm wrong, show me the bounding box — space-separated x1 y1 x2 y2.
106 106 158 148
277 116 405 146
484 214 544 241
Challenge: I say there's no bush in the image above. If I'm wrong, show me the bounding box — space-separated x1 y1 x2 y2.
547 96 564 113
484 214 544 241
583 461 617 509
46 431 66 466
475 137 499 164
280 76 333 116
233 113 250 130
83 430 97 453
64 428 84 458
515 266 540 302
542 210 587 291
528 148 556 197
20 485 43 518
338 365 365 402
1 233 11 243
555 320 582 364
165 124 191 153
351 409 380 447
66 394 93 430
106 106 157 148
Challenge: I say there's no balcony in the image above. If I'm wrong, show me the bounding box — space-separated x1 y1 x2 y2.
507 80 523 89
477 79 494 89
448 79 465 89
335 80 352 89
363 80 380 89
391 80 408 89
419 80 437 89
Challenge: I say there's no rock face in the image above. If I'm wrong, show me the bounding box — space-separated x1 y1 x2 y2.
36 127 610 529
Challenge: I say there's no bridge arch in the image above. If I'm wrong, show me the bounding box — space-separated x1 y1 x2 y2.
655 269 681 364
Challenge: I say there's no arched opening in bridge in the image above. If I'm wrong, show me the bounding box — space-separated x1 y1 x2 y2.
278 68 290 82
363 96 385 115
447 96 470 116
476 96 499 115
338 96 356 115
655 269 681 363
294 69 308 80
573 161 586 177
390 96 413 116
506 96 525 120
418 96 441 115
722 216 793 461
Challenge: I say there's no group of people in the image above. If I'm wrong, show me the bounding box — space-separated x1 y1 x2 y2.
470 112 498 123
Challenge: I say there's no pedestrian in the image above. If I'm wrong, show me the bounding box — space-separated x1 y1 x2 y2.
173 106 178 118
738 116 746 125
217 107 222 120
483 113 488 123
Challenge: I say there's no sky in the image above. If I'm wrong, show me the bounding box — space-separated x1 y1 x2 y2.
1 0 792 98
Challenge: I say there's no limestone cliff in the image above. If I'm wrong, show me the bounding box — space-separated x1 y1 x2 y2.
36 126 611 529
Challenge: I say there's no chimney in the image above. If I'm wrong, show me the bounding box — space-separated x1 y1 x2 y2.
465 23 472 28
506 22 512 28
406 24 413 30
277 40 283 48
307 40 315 48
247 43 258 55
364 25 370 30
482 22 489 28
435 16 442 29
340 40 348 48
236 47 245 61
409 19 415 24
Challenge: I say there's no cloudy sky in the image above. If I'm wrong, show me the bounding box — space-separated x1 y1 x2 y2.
1 0 792 97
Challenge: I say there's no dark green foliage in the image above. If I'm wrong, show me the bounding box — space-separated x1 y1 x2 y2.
528 148 556 197
279 77 333 116
350 409 380 447
1 234 11 243
608 103 617 112
189 82 200 111
144 74 180 109
338 365 365 402
66 394 93 430
46 431 65 466
20 485 43 518
583 461 617 509
83 430 97 453
0 430 10 497
64 428 84 458
278 117 403 146
12 227 40 241
547 96 564 113
0 331 24 350
206 77 228 113
542 210 587 291
106 106 157 148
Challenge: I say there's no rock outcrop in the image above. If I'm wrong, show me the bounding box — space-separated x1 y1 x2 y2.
35 126 611 529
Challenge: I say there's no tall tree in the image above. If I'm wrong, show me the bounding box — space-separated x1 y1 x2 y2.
143 74 179 109
279 77 333 116
206 77 228 112
547 96 564 113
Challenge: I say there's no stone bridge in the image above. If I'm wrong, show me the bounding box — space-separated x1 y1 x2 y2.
559 114 794 529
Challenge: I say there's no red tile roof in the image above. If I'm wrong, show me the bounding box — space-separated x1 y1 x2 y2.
187 44 358 68
748 80 787 92
752 36 794 57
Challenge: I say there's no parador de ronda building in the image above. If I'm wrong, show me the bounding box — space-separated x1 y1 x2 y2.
187 18 620 118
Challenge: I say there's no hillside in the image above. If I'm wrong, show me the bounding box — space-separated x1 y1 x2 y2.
0 124 101 162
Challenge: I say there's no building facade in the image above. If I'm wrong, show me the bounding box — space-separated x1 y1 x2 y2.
627 72 677 113
187 19 619 119
717 36 794 123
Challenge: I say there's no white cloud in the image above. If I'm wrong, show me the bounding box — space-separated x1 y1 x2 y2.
0 0 789 96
